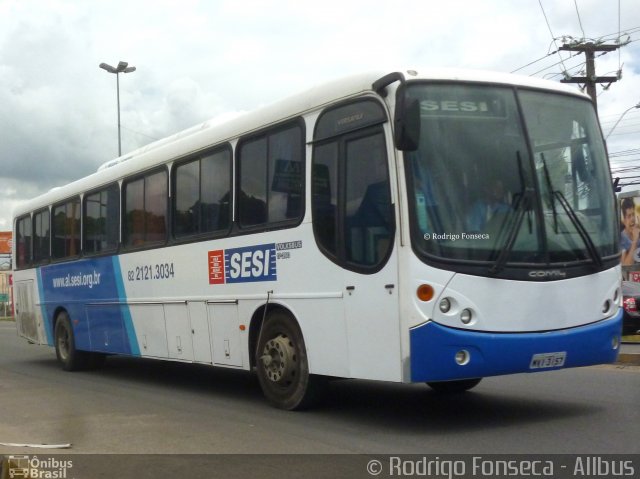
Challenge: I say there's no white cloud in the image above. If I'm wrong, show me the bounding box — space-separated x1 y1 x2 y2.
1 0 639 231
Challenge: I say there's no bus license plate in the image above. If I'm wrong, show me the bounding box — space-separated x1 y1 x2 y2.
529 352 566 369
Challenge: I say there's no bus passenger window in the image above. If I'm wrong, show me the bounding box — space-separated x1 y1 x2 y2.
201 150 231 232
16 215 32 268
239 138 268 227
175 160 199 236
52 198 81 259
238 123 304 228
268 127 303 222
174 148 231 238
124 170 167 248
33 209 50 263
125 178 145 246
84 184 119 254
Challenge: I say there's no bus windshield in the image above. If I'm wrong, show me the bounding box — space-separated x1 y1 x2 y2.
405 83 617 269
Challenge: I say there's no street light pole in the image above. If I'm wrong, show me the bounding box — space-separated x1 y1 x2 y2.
605 102 640 139
99 61 136 156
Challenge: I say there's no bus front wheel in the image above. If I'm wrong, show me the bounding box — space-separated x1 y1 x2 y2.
256 311 325 410
426 378 482 393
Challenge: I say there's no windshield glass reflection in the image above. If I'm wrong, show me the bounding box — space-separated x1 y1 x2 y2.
405 83 616 267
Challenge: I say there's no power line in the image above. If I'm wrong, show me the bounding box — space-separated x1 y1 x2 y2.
509 26 639 76
538 0 568 73
529 52 582 77
510 51 557 73
574 0 586 39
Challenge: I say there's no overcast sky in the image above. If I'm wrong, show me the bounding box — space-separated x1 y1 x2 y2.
1 0 639 232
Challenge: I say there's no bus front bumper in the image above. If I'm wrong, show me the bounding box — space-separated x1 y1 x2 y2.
409 310 623 382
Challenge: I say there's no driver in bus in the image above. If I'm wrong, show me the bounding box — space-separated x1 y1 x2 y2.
467 178 510 232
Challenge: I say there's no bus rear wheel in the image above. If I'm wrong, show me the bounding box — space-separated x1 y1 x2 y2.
426 378 482 393
256 311 325 410
55 312 88 371
54 311 105 371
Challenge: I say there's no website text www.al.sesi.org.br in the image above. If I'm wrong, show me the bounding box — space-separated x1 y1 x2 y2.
51 271 101 289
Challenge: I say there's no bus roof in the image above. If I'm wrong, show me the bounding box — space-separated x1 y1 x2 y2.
13 68 588 219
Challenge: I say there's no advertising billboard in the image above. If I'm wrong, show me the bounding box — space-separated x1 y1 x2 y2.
0 232 11 255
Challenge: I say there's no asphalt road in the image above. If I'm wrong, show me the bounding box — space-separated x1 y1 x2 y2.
1 321 638 460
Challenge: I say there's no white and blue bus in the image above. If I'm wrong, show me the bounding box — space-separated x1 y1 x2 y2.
12 69 622 410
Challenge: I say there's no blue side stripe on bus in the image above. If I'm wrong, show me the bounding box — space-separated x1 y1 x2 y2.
37 268 54 346
112 256 140 356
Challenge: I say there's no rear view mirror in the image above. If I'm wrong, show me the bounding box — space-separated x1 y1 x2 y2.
394 91 420 151
372 72 420 151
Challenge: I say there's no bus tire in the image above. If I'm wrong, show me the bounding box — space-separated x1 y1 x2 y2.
426 378 482 393
54 311 90 371
256 311 325 410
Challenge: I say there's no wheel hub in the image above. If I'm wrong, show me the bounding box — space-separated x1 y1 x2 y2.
261 334 296 384
57 329 69 361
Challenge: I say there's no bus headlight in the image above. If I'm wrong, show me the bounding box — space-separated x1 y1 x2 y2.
460 309 473 324
455 350 470 366
439 298 451 313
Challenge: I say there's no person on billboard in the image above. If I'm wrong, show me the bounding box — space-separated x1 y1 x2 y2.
620 198 640 265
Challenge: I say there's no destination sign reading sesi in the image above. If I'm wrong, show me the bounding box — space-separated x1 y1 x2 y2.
419 98 506 118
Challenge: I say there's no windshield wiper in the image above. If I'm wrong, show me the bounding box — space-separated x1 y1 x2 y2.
489 188 533 275
538 153 602 268
553 191 603 268
489 153 532 275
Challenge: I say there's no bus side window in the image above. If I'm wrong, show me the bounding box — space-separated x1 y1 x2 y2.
33 209 50 263
84 183 119 254
174 147 231 238
238 123 304 228
16 215 32 269
239 137 268 227
124 170 167 248
52 198 81 260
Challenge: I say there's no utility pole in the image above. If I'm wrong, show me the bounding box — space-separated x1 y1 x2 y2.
559 42 620 113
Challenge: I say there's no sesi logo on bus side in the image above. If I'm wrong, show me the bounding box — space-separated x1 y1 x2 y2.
208 243 277 285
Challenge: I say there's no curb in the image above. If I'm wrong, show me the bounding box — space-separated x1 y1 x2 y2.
616 353 640 366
